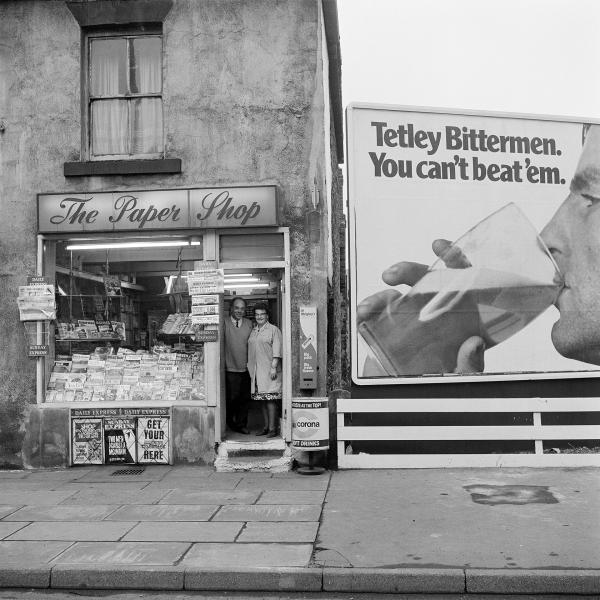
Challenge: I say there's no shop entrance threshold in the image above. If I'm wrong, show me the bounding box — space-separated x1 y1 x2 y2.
215 436 292 472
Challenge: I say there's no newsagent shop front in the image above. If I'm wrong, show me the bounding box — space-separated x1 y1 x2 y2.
25 185 293 467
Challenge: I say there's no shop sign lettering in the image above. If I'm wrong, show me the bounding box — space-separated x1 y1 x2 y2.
38 186 278 233
190 187 277 228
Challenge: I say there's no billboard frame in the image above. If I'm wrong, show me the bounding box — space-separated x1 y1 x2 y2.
347 103 600 386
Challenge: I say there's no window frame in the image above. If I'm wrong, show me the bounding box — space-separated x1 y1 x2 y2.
84 27 164 161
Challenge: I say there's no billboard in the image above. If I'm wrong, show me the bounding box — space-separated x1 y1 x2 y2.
348 104 600 385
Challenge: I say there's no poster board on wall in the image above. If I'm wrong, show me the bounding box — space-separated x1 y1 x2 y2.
72 418 103 465
70 407 170 465
347 104 600 385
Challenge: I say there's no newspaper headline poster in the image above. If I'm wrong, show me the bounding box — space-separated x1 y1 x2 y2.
348 104 600 385
137 417 170 464
104 417 137 464
72 418 103 465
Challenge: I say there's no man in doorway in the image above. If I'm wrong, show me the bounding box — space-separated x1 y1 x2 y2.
224 297 253 434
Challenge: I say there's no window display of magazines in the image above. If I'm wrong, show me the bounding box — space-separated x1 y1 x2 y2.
56 320 126 341
45 348 205 404
160 313 195 335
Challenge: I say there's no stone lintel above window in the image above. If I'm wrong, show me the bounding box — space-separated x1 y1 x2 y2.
64 158 182 177
66 0 173 27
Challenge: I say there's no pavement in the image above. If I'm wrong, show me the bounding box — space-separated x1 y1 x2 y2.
0 465 599 594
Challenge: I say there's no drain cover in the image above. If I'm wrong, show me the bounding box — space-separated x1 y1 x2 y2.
111 467 146 476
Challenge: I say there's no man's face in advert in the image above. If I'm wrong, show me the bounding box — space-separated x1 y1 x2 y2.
541 125 600 365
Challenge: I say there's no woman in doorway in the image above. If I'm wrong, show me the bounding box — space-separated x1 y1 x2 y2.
248 302 283 438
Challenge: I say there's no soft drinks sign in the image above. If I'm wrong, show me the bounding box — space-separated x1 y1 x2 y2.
347 104 600 384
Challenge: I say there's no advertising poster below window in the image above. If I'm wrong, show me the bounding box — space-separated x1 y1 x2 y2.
348 104 600 385
72 418 103 465
104 417 137 464
137 417 170 464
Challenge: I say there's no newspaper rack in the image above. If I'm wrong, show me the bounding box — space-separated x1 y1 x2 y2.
18 278 56 358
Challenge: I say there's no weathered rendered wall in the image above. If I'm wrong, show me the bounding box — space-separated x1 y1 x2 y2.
0 1 81 467
0 0 341 467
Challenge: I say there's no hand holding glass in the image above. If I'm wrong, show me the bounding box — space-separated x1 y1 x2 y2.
358 203 562 377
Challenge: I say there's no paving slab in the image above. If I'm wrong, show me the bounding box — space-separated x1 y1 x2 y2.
61 488 168 505
236 474 274 484
51 565 184 590
237 521 319 543
144 479 240 490
0 471 28 479
0 491 78 505
25 469 92 481
52 541 191 565
237 476 330 491
0 506 20 519
122 521 242 542
184 567 322 591
0 481 83 492
0 522 28 539
181 542 313 568
57 481 150 491
206 473 245 483
105 504 217 521
161 466 213 477
257 490 326 504
213 504 321 522
74 465 172 483
6 520 137 541
0 541 73 565
159 490 260 505
317 468 600 570
3 505 119 521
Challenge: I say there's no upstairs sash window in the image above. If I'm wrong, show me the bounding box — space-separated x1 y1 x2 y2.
89 34 163 158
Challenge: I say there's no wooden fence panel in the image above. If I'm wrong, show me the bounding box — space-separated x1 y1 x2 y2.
337 397 600 469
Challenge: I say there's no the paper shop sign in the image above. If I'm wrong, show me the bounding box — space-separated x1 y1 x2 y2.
38 186 278 233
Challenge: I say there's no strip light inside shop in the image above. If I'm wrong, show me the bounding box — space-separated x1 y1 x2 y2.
223 273 269 288
222 278 260 284
65 240 201 251
224 283 270 289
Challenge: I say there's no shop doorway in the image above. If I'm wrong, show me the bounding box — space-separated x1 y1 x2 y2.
223 268 285 441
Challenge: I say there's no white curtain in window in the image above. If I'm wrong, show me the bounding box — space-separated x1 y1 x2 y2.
132 38 161 94
90 38 126 96
92 100 128 155
132 98 163 154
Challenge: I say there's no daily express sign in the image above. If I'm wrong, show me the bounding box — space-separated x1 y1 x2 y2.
38 186 277 233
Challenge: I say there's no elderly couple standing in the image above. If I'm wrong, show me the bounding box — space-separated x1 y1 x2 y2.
224 297 283 438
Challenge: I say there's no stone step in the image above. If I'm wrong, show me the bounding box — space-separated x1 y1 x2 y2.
215 440 293 473
217 438 287 456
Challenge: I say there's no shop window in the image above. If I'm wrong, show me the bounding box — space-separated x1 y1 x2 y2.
88 33 164 159
43 236 208 408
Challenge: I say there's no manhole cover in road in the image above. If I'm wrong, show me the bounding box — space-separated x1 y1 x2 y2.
464 484 558 505
111 467 146 476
